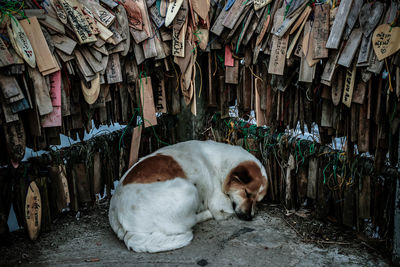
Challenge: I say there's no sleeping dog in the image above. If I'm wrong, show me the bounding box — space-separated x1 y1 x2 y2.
109 140 269 252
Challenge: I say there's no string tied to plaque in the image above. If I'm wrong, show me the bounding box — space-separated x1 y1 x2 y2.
0 0 28 24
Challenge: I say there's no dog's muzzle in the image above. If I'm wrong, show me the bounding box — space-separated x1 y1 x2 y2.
236 212 253 221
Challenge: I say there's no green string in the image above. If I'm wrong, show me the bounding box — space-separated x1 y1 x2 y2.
118 71 170 151
236 20 246 54
309 142 315 155
322 161 332 184
0 1 27 25
295 140 305 165
118 111 137 151
284 0 294 19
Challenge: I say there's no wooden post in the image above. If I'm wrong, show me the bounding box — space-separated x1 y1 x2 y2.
176 56 207 141
393 133 400 265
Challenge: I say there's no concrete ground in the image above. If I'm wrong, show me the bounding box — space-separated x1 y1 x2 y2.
1 202 390 267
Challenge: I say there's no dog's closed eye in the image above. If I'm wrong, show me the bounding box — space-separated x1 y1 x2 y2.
245 189 251 198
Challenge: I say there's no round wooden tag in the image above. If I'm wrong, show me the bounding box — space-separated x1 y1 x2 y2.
25 181 42 241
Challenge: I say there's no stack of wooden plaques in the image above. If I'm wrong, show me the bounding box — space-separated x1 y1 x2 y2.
0 0 399 171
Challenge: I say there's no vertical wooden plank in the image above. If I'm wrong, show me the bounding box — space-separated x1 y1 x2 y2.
312 3 330 59
208 53 217 107
307 157 318 199
129 126 142 168
343 0 363 38
74 163 91 205
106 53 123 84
255 77 266 126
138 77 158 127
28 67 53 116
358 175 370 219
20 17 59 74
357 35 372 66
225 59 239 84
358 101 369 152
321 48 341 83
342 64 356 108
268 8 288 75
338 28 362 68
326 0 353 49
243 67 252 110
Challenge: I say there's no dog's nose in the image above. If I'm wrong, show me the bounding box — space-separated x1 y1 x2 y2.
237 213 253 221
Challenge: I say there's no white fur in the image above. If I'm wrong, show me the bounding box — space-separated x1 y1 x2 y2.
109 140 267 253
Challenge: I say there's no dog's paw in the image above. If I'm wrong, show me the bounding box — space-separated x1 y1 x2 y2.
212 209 234 221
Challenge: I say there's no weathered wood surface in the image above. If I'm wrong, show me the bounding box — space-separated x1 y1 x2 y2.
268 8 288 75
342 64 356 108
326 0 353 49
312 4 329 59
338 28 362 68
222 0 247 29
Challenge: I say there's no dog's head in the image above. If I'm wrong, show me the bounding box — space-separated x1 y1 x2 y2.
223 161 268 221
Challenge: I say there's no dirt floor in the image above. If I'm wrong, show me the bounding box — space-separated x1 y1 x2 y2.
0 200 392 266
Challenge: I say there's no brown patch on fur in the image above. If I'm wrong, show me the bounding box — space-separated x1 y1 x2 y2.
122 154 186 185
223 161 268 201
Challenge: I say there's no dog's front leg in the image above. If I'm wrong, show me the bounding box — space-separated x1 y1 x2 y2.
195 210 213 223
208 194 234 220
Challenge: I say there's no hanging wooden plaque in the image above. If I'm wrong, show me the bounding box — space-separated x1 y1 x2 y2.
312 3 329 59
359 2 383 37
372 24 400 61
326 0 352 49
342 64 356 108
331 69 343 106
28 67 53 116
210 5 229 36
10 18 36 68
51 0 68 24
225 59 239 84
0 38 14 67
25 181 42 241
156 79 168 113
191 0 209 20
222 0 247 29
286 6 311 59
165 0 184 27
106 53 123 84
173 0 188 33
172 19 186 57
128 126 142 168
268 8 288 75
338 28 362 68
138 77 158 128
357 35 371 66
59 0 97 44
254 0 271 11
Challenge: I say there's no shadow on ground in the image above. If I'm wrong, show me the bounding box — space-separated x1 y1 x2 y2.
1 201 390 266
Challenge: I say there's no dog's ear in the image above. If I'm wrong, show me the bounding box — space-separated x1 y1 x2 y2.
256 176 268 202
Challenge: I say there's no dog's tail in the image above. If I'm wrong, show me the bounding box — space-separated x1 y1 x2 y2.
123 231 193 253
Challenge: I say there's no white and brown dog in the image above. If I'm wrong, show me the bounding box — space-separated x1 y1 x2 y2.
109 140 268 253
